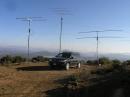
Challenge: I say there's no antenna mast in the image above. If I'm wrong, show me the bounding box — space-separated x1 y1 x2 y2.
16 17 45 63
28 19 31 62
53 8 71 53
59 17 63 53
78 30 123 66
96 31 99 65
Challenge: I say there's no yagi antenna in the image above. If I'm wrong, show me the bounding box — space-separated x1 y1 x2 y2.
16 17 46 63
79 29 123 34
77 29 123 66
53 8 72 16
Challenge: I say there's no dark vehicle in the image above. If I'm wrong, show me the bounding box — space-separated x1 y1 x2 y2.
49 52 81 70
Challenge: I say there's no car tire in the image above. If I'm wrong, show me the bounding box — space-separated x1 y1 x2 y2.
77 63 81 69
65 63 70 70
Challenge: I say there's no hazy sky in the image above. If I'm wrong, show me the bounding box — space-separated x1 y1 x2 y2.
0 0 130 53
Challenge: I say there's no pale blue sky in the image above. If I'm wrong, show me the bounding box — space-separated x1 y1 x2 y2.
0 0 130 53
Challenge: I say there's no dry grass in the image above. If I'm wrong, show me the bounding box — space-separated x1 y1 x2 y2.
0 62 89 97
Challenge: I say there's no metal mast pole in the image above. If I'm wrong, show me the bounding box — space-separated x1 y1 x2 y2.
28 20 31 62
59 17 63 53
53 8 71 53
96 31 99 66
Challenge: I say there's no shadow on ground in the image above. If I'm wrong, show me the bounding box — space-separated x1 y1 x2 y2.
16 66 63 71
45 70 130 97
45 88 67 97
45 81 115 97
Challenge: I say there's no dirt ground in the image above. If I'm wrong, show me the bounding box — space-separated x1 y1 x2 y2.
0 62 92 97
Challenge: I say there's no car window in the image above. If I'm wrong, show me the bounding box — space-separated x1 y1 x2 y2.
62 53 71 58
56 53 71 58
55 53 62 57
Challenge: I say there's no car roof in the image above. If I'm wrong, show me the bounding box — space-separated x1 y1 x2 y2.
61 52 80 56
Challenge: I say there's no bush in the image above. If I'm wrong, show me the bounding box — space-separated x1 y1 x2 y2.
99 57 111 65
87 60 97 65
31 56 48 62
122 60 130 65
0 55 26 65
0 55 12 64
87 57 111 65
87 60 93 65
91 65 114 75
112 59 121 65
112 59 121 69
12 56 26 64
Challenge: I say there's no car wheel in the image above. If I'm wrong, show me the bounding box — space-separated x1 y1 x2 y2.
77 63 81 69
65 63 70 70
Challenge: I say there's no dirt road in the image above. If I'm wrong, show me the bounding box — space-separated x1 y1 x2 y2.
0 62 89 97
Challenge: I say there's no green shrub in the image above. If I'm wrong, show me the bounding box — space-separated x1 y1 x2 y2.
122 60 130 65
0 55 12 65
111 59 121 70
87 57 112 65
31 56 49 62
87 60 97 65
112 59 121 65
99 57 111 65
0 55 26 65
12 56 26 64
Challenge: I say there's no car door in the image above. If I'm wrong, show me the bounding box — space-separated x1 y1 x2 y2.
70 56 78 66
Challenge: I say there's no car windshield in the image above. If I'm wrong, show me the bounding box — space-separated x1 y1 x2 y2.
56 53 71 58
